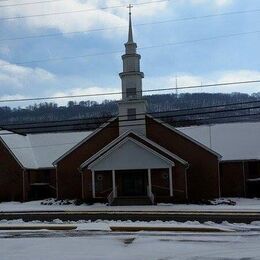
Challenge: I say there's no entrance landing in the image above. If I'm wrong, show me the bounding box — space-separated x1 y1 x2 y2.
111 196 152 206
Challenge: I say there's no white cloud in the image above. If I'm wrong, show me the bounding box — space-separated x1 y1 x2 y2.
0 0 168 36
52 86 120 106
1 57 259 109
190 0 233 7
0 59 55 92
144 70 260 94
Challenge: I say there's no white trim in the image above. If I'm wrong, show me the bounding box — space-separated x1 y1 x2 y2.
0 137 25 169
92 170 95 198
169 167 173 197
217 159 221 197
242 161 246 197
221 159 260 162
81 171 84 200
112 170 116 197
87 137 175 170
148 168 152 195
22 169 26 201
146 114 222 158
80 130 188 169
55 166 59 199
52 117 118 166
184 167 188 200
81 130 134 168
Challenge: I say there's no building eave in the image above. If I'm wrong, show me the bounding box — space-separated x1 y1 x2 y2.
0 136 25 170
80 129 188 170
52 117 118 166
147 114 222 159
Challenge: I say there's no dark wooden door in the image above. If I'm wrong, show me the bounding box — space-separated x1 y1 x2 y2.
122 172 146 196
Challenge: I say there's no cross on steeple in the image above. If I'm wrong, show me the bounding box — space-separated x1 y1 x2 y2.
127 4 133 15
127 4 134 43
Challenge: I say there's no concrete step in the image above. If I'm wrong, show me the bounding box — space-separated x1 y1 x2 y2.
111 197 153 206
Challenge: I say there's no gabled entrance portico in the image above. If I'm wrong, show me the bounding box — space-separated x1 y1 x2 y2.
80 133 187 205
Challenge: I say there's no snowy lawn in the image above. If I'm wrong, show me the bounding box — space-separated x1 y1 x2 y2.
1 233 260 260
0 219 260 260
1 198 260 212
0 218 260 232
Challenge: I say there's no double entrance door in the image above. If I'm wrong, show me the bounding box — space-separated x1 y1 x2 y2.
119 170 147 196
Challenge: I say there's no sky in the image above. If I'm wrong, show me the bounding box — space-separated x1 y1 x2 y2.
0 0 260 107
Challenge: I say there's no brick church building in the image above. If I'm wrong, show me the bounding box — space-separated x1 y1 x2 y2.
0 11 259 205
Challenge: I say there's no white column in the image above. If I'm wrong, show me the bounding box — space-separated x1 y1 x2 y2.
148 169 152 196
112 170 116 197
169 167 173 197
92 170 95 198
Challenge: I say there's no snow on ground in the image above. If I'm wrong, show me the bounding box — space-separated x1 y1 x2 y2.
0 218 260 232
0 226 260 260
0 219 260 259
0 198 260 212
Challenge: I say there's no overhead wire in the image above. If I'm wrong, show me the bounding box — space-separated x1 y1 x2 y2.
0 110 259 139
1 9 260 42
0 0 66 8
1 99 260 127
1 30 260 68
1 102 259 131
0 0 171 21
0 79 259 103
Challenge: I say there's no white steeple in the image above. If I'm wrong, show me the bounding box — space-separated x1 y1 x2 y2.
118 5 147 135
119 4 144 100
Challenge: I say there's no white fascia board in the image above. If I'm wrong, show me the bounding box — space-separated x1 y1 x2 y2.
147 114 222 159
87 137 175 170
0 137 25 169
80 129 134 169
52 117 118 166
220 158 260 163
135 132 188 166
80 129 188 169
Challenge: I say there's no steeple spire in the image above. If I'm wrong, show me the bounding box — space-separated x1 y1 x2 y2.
127 4 134 43
118 5 147 135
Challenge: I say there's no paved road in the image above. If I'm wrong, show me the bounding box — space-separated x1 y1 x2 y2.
0 211 260 223
1 229 260 260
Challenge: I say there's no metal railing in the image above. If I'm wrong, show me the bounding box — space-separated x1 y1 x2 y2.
107 186 117 205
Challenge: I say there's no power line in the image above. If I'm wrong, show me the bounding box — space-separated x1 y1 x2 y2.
0 0 65 8
6 111 260 149
0 111 259 138
0 79 259 103
1 99 260 127
0 0 170 21
1 29 260 68
1 9 260 42
1 103 260 131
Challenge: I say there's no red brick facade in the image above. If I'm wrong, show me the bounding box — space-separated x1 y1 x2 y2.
1 118 259 203
0 140 24 201
56 119 119 199
146 116 220 201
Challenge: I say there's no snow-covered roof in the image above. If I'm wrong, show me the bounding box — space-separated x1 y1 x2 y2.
0 121 259 169
177 122 260 161
0 130 92 169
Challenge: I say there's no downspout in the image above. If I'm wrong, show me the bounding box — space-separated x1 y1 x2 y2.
184 164 190 201
78 167 84 200
242 161 247 197
55 165 59 199
22 169 26 202
218 159 221 198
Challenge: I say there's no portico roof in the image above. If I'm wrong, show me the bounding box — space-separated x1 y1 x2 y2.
80 130 188 171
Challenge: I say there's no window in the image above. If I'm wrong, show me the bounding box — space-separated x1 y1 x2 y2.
126 88 137 99
127 108 136 121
